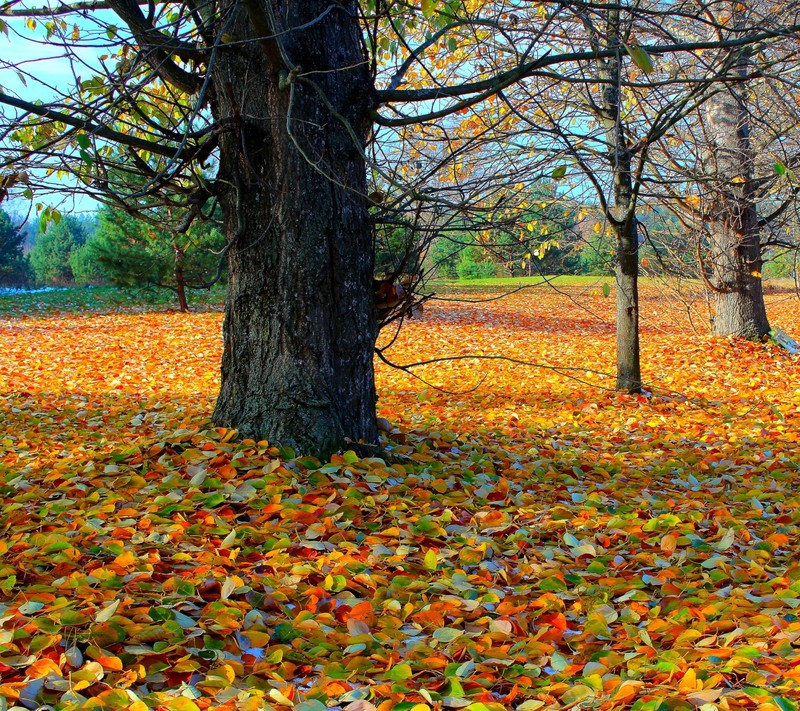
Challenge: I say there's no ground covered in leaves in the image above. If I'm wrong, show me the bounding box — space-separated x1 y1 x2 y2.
1 280 800 711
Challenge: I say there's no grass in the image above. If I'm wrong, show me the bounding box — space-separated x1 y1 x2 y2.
0 284 226 318
432 274 604 288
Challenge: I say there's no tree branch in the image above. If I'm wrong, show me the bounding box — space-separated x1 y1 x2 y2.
0 91 181 157
105 0 204 93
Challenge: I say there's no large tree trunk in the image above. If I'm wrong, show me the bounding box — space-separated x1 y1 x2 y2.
600 8 642 392
209 2 377 455
704 4 770 340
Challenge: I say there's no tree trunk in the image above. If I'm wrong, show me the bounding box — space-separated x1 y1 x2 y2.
210 1 377 455
615 219 641 392
705 3 770 340
600 8 642 392
173 239 189 313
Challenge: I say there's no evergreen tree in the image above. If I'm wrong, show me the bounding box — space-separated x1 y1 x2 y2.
0 210 30 288
90 207 225 311
29 215 88 286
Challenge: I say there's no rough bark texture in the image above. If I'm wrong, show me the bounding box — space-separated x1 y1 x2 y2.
209 2 377 455
600 9 642 392
705 4 770 340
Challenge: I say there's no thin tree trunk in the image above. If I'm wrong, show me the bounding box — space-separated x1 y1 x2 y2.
210 1 377 455
705 3 770 340
600 8 642 392
173 239 189 313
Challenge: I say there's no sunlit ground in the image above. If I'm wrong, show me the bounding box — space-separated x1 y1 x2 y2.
0 281 799 710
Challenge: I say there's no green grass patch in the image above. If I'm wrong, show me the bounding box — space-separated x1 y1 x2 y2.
431 274 607 289
0 284 226 317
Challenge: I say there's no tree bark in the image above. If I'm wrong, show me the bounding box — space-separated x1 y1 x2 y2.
705 3 770 340
600 8 642 392
209 1 377 455
173 239 189 313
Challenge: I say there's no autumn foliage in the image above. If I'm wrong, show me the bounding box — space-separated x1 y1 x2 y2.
1 282 800 710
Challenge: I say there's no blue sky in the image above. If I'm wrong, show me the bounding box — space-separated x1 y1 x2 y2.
1 14 114 218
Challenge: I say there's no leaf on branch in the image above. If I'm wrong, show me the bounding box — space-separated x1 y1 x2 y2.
422 0 438 19
623 43 654 74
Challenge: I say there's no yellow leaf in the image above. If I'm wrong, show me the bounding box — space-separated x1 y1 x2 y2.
114 550 137 568
162 699 201 711
269 688 294 706
661 533 678 554
679 668 702 692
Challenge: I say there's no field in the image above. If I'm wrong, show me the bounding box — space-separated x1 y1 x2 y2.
1 281 800 711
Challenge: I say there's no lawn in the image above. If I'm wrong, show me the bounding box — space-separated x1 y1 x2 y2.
1 282 799 711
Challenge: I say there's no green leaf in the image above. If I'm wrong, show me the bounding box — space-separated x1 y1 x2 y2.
561 685 594 705
551 165 567 180
342 449 360 464
95 598 120 623
625 43 654 74
18 601 45 615
455 660 475 677
272 623 301 643
205 492 225 507
76 134 91 150
539 576 567 592
774 697 798 711
295 702 328 711
422 0 437 19
423 548 438 571
550 651 569 672
324 574 347 592
602 282 611 298
384 663 413 681
433 627 464 642
775 162 787 176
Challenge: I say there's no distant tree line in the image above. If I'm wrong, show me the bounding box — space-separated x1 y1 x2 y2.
0 206 225 310
3 202 795 302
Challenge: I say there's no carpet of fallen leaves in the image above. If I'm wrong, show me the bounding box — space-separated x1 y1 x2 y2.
1 281 800 711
